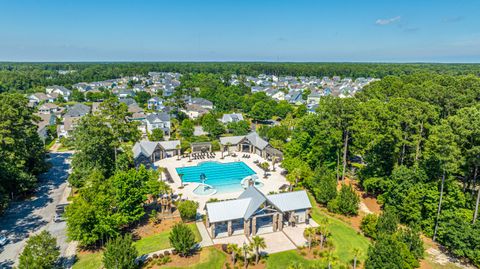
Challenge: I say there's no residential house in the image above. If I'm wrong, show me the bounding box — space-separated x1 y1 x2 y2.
181 104 209 120
205 185 311 238
147 97 164 111
145 112 171 135
188 97 214 110
64 103 90 118
307 91 321 105
28 92 58 106
34 113 56 142
46 85 71 101
57 116 80 138
38 103 62 115
220 113 244 124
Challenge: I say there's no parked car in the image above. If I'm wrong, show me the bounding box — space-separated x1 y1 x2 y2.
0 234 8 246
53 213 64 223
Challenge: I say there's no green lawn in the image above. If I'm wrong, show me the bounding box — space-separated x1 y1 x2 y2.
72 251 102 269
134 223 201 255
265 250 316 269
307 193 370 265
162 247 227 269
73 222 201 268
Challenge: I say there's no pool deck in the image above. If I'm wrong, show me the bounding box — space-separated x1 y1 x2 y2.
154 152 289 212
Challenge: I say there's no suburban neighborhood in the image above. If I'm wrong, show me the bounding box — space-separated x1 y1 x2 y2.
1 1 480 269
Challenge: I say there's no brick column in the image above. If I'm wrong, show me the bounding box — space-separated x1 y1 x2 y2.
252 217 257 236
272 214 278 232
210 223 216 238
227 221 233 236
244 219 251 236
278 213 284 231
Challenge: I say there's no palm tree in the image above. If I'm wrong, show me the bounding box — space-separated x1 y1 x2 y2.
242 242 251 269
272 156 277 172
352 248 361 269
316 218 330 249
304 227 316 251
260 162 269 178
251 236 266 264
286 168 302 191
325 250 338 269
227 243 240 265
176 144 181 160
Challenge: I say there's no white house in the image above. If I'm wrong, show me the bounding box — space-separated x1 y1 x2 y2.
220 113 244 124
46 85 71 101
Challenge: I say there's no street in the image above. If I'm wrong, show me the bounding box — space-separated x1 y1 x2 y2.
0 152 75 268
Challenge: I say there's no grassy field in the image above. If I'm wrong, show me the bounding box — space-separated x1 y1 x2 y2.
162 247 227 269
134 223 201 255
73 222 201 268
265 250 316 269
307 194 370 264
72 251 102 269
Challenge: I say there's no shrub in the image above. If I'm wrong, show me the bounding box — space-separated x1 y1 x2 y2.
164 250 170 256
169 223 197 256
103 234 138 269
153 254 158 259
327 184 359 216
177 200 199 221
361 214 378 239
305 166 337 205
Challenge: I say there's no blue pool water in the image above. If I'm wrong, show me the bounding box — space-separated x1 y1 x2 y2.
176 161 256 193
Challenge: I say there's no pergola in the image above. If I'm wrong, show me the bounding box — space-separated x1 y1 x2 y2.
190 142 212 153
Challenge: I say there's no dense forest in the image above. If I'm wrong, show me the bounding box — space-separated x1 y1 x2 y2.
2 62 480 93
284 73 480 266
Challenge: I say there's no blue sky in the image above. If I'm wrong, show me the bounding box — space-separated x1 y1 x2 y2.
0 0 479 62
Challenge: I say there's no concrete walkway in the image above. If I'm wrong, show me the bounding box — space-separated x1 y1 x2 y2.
196 221 214 247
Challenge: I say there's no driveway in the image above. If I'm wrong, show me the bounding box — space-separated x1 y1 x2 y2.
0 152 75 268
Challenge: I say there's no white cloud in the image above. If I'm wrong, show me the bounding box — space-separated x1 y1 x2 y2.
375 16 401 25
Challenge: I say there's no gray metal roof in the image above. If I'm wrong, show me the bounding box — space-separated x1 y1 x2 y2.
238 186 267 219
219 136 244 145
145 112 170 124
206 186 311 223
159 140 180 151
206 198 251 223
245 132 269 150
133 141 159 159
266 190 311 212
133 140 180 159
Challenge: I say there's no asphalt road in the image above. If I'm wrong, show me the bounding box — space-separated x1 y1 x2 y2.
0 152 74 268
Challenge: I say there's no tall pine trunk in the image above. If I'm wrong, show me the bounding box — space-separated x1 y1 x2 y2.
473 166 479 223
433 167 446 241
342 131 349 182
414 121 424 164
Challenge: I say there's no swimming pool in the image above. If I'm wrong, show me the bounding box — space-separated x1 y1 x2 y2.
176 161 256 193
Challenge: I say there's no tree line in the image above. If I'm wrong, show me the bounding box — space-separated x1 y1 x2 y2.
2 62 480 93
0 93 48 214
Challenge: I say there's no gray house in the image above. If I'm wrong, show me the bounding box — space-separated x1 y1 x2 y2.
64 103 90 118
205 186 311 238
145 112 171 135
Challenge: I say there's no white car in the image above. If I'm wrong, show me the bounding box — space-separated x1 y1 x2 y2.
0 234 8 246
